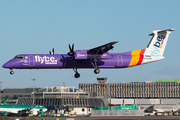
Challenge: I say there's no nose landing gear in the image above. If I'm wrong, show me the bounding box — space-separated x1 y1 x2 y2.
73 68 80 78
10 70 14 75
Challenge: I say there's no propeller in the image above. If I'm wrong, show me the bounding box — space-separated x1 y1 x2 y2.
49 48 54 55
67 44 75 56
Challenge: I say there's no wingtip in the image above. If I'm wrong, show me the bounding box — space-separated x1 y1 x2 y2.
170 29 177 31
113 41 119 43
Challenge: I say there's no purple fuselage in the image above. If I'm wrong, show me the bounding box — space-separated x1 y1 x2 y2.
2 52 133 69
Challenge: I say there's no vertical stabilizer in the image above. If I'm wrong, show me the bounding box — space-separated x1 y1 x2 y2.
144 29 176 57
2 99 7 105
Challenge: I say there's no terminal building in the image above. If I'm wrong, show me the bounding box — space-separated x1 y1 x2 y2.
1 88 40 104
2 77 180 116
79 78 180 98
1 86 103 107
2 77 180 107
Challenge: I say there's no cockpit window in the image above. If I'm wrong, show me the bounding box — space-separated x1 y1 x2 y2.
12 56 24 59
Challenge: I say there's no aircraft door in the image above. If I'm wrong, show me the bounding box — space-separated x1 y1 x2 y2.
29 55 35 66
117 55 123 66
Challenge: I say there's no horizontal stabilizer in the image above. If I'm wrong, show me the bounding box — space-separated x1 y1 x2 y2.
149 29 177 36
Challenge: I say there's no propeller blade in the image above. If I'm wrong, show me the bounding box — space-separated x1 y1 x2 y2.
52 48 54 54
69 44 72 52
72 44 74 52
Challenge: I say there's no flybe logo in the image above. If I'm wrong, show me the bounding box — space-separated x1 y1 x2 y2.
151 35 165 57
35 56 57 64
154 35 165 49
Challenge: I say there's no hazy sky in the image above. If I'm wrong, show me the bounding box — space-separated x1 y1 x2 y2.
0 0 180 89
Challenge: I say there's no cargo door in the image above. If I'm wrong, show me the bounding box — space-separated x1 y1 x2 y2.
29 55 35 66
117 55 123 66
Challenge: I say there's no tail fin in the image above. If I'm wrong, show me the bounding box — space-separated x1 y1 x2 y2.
2 99 7 105
144 29 176 57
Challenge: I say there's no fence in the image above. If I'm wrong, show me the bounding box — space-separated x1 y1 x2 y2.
91 110 144 116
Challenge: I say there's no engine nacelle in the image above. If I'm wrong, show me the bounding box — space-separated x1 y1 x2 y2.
74 50 112 60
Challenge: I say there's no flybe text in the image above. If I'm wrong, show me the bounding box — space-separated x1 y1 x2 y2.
151 35 165 57
35 56 57 64
154 35 165 49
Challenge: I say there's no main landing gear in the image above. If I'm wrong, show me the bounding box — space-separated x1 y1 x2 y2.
94 68 100 74
91 61 100 74
73 68 80 78
73 61 100 78
10 69 14 75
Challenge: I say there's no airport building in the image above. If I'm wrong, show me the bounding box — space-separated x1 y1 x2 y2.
2 77 180 107
79 78 180 98
1 86 104 108
16 86 104 107
2 77 180 116
33 86 93 98
1 88 40 104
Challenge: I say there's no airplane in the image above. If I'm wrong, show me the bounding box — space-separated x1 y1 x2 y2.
144 104 180 116
2 29 176 78
0 99 47 116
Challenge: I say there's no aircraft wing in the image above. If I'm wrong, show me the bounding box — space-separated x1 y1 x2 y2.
21 108 32 112
155 109 164 112
144 105 155 113
17 108 33 114
88 41 118 54
8 110 18 114
6 109 31 115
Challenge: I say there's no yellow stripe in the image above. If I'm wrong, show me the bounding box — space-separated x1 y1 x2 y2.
128 50 141 67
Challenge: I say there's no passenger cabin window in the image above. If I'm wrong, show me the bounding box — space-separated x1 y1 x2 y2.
12 56 24 59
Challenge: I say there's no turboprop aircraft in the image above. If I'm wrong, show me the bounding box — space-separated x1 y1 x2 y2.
0 99 47 116
2 29 176 78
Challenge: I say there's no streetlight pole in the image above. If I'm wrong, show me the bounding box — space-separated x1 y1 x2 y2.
0 81 3 103
31 78 36 105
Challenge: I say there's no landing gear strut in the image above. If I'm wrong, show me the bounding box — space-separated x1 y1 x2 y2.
73 68 80 78
91 61 100 74
10 69 14 75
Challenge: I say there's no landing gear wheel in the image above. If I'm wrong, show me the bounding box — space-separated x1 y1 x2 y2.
74 73 80 78
10 70 14 75
91 61 100 74
94 69 100 74
73 68 80 78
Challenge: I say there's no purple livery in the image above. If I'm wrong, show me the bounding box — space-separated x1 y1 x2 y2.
2 29 176 78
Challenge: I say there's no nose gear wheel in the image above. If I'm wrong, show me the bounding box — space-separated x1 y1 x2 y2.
10 70 14 75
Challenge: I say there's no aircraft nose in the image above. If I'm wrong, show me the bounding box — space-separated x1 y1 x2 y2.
2 62 10 68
